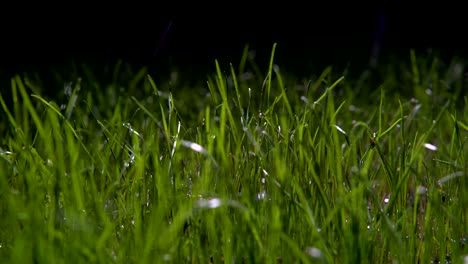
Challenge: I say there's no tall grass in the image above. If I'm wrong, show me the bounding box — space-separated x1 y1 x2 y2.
0 45 467 263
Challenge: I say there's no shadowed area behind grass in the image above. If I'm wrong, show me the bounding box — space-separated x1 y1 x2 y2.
0 46 467 263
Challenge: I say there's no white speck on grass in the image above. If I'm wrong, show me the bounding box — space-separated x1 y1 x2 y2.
256 191 267 201
333 125 347 135
197 198 222 209
416 185 427 195
0 149 13 155
424 143 438 151
123 122 143 140
383 197 390 204
306 247 323 258
180 140 207 155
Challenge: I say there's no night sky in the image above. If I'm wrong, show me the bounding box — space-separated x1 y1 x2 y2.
1 3 466 79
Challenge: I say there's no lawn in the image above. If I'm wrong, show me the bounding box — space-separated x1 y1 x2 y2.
0 44 467 263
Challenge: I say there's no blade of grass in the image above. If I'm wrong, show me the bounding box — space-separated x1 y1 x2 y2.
16 76 45 139
31 94 97 164
265 43 277 107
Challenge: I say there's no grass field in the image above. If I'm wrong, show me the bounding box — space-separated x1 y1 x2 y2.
1 45 467 263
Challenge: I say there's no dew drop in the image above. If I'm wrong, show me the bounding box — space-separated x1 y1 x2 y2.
424 143 438 151
416 185 427 195
197 198 222 209
256 191 267 201
305 247 322 258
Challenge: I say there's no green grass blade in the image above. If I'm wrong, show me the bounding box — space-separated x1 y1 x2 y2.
31 94 96 164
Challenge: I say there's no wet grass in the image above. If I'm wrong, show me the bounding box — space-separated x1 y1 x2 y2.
1 45 467 263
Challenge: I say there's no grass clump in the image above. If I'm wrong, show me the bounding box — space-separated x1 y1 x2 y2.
0 45 467 263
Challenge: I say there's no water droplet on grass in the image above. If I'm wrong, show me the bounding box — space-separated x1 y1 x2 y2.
197 198 222 209
124 153 135 168
424 143 438 151
123 122 143 140
384 197 390 204
461 237 467 246
256 190 267 201
305 247 322 258
0 149 13 155
180 140 207 155
333 125 347 135
416 185 427 195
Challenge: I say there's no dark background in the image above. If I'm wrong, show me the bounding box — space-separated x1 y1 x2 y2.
1 3 466 85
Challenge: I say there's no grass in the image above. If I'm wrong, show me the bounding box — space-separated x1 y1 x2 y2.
0 44 467 263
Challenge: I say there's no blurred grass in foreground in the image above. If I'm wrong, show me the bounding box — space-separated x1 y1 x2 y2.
1 45 467 263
